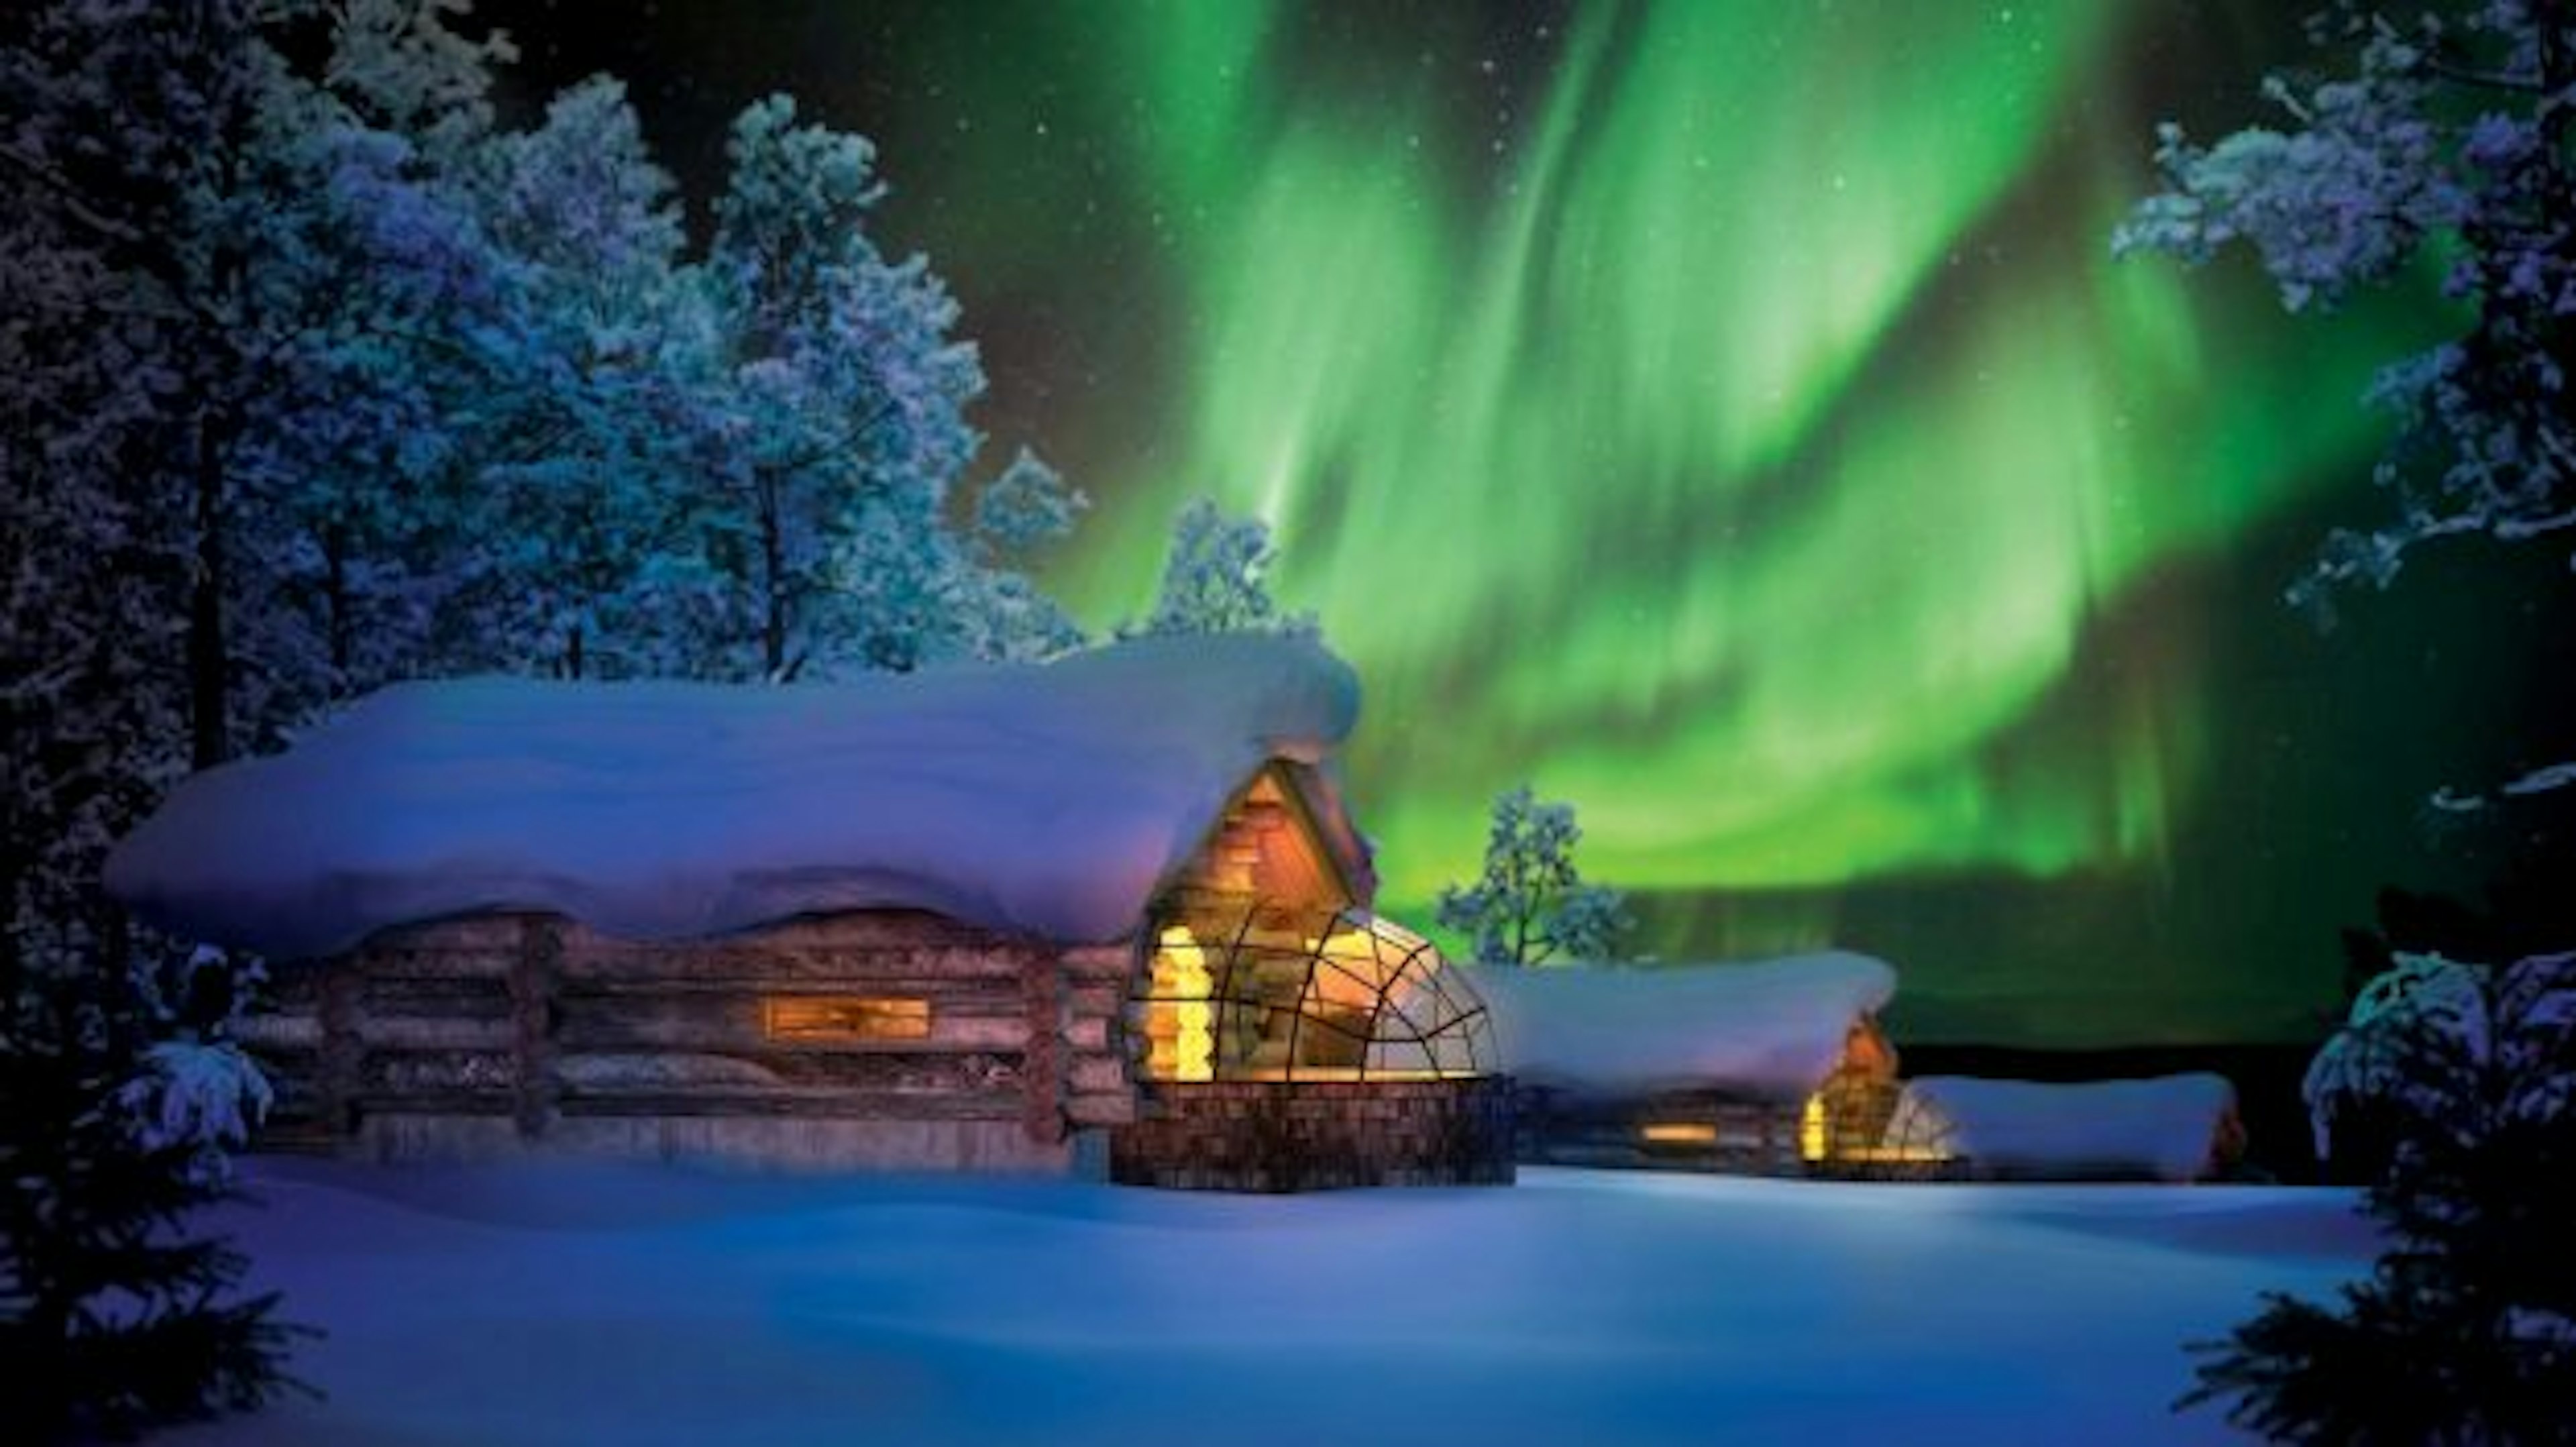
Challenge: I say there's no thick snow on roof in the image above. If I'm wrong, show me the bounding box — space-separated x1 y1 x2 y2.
1458 955 1896 1097
1891 1074 2241 1183
105 635 1360 959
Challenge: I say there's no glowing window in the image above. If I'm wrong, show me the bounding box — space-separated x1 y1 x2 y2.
1131 907 1495 1083
763 996 931 1042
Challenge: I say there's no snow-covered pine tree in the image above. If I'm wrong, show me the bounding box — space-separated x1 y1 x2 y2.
463 72 702 680
688 94 989 679
945 447 1090 663
244 0 532 709
0 0 299 769
2186 952 2576 1441
1435 786 1631 967
1 944 307 1442
1124 496 1320 639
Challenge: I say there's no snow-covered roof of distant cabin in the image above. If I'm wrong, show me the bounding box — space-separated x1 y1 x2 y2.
1889 1074 2240 1183
105 635 1368 960
1458 955 1898 1100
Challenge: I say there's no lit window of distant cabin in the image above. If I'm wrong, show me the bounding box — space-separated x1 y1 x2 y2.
763 996 931 1042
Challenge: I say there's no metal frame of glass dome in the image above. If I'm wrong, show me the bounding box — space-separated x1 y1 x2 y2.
1131 905 1496 1083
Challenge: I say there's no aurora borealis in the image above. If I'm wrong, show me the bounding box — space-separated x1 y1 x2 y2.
500 1 2570 1045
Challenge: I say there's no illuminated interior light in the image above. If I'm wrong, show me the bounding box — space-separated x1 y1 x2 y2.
762 996 931 1042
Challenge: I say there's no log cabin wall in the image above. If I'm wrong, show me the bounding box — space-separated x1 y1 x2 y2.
241 910 1137 1171
1508 1016 1905 1178
1512 1087 1813 1176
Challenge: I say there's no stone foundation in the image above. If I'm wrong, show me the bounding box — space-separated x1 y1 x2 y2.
1110 1077 1516 1191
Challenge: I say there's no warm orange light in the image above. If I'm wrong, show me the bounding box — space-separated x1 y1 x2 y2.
1148 926 1214 1081
1801 1094 1829 1162
763 996 930 1041
1640 1122 1719 1146
1833 1144 1958 1165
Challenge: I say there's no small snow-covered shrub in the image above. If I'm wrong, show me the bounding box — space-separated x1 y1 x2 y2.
1436 786 1631 967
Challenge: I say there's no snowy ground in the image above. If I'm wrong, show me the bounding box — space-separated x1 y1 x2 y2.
174 1160 2377 1447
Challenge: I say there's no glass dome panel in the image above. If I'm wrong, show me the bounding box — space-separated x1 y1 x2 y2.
1134 906 1495 1082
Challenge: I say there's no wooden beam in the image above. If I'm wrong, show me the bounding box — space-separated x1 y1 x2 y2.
513 915 563 1142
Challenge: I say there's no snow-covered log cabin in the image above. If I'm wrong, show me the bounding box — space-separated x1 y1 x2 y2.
104 636 1509 1188
1464 957 1912 1175
1880 1074 2247 1183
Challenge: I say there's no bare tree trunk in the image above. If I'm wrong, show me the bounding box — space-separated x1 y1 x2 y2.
758 470 787 678
188 410 230 769
323 521 352 689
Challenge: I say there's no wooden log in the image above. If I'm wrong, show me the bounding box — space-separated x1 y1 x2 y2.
1065 1091 1139 1126
353 1092 518 1117
236 1012 323 1051
1021 955 1066 1144
1067 1054 1126 1095
513 914 561 1141
553 994 1036 1053
363 977 514 1016
554 1088 1027 1121
345 1016 515 1052
349 949 514 982
1065 983 1126 1020
318 961 363 1144
1060 944 1138 981
366 1049 517 1094
568 1049 1023 1094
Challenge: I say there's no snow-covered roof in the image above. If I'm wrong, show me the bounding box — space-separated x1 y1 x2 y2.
1458 955 1897 1098
1888 1075 2240 1183
105 635 1363 959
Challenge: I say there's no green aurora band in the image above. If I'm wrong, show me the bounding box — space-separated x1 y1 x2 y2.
1046 3 2439 939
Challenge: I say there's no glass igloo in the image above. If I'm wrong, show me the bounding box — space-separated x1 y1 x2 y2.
1130 906 1495 1083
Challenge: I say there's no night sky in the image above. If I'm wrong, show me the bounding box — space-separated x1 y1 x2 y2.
483 1 2571 1047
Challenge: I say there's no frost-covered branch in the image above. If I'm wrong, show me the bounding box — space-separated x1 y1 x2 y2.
2119 3 2575 606
1123 498 1319 641
0 139 150 248
2428 759 2576 814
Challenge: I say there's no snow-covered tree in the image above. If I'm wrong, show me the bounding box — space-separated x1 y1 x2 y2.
1436 786 1632 967
682 94 991 678
1124 497 1320 639
2116 3 2572 610
2188 951 2576 1441
454 73 700 680
947 447 1090 663
2115 1 2573 812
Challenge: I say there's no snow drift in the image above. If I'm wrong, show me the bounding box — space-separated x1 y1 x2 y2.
1889 1074 2241 1183
175 1159 2377 1447
1459 955 1897 1098
105 635 1362 959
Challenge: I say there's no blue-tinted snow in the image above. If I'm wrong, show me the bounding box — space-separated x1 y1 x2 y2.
168 1159 2373 1447
105 635 1359 959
